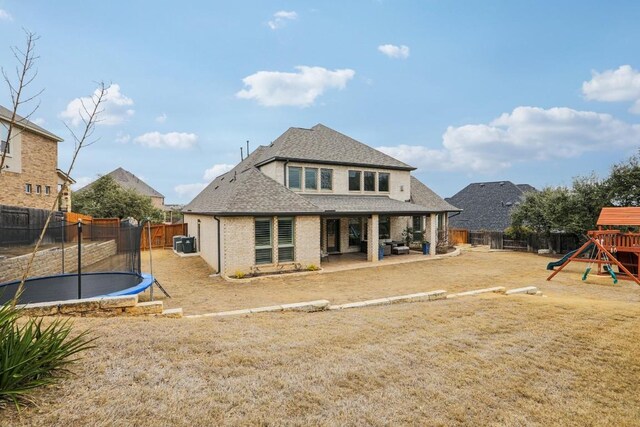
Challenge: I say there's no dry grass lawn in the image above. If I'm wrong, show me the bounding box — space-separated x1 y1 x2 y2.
2 249 640 426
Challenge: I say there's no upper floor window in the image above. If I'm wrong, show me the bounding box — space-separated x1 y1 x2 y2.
0 124 9 155
378 173 390 192
45 186 51 195
348 170 361 191
35 185 42 194
25 183 32 194
305 168 318 190
288 166 302 190
320 168 333 190
364 172 376 192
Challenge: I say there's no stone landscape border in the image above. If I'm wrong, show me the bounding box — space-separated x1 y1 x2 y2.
183 285 542 319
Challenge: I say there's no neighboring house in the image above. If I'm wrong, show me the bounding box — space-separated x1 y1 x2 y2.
183 124 460 276
446 181 536 232
0 105 65 210
76 167 166 209
56 168 76 212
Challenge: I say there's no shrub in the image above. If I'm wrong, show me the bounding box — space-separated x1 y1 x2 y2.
233 271 246 279
306 264 320 271
0 301 95 408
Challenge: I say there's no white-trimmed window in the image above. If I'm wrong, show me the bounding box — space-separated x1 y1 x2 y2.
288 166 302 190
305 168 318 190
25 183 32 194
378 173 390 192
45 185 51 195
255 218 273 264
278 217 295 262
0 124 9 156
348 170 361 191
36 184 42 194
364 171 376 192
320 168 333 190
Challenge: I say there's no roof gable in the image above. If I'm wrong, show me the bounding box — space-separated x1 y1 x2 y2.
0 105 63 142
254 124 414 170
76 167 164 199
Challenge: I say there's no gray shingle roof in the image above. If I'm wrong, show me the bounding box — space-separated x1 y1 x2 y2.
301 194 445 215
254 124 415 171
76 167 164 198
446 181 536 232
410 176 461 213
0 105 63 142
183 167 322 216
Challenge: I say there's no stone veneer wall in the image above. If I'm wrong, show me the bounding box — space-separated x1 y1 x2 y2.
0 128 59 210
0 240 117 283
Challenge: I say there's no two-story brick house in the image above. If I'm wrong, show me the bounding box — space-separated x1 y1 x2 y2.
183 124 460 275
0 105 64 210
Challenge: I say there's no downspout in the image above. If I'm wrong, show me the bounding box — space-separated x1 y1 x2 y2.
214 215 221 274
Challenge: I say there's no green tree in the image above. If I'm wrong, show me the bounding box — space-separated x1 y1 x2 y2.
72 175 163 222
607 150 640 207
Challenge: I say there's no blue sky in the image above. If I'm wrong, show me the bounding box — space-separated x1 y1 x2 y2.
1 1 639 204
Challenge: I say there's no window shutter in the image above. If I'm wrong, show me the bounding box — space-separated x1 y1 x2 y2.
277 217 294 262
255 219 272 264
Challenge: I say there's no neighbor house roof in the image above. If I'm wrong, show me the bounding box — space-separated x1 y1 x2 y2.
253 124 415 171
183 167 323 216
56 169 76 185
410 176 461 213
302 194 443 215
76 167 164 198
0 105 63 142
446 181 536 232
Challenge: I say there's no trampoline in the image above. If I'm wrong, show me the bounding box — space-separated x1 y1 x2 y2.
0 272 154 305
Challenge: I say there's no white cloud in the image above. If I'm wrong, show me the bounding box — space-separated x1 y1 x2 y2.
378 106 640 173
378 44 410 59
268 10 297 30
71 176 95 191
203 163 234 181
236 66 355 107
133 131 198 149
0 9 13 21
582 65 640 114
115 132 131 144
174 183 207 200
155 113 167 123
59 83 134 126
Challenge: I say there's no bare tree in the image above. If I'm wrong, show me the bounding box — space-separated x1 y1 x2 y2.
12 83 107 306
0 30 43 173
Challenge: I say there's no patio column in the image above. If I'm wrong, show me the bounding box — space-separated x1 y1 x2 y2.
367 214 379 262
430 213 437 256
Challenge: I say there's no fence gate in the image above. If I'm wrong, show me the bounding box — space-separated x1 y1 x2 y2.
140 223 188 250
449 228 469 245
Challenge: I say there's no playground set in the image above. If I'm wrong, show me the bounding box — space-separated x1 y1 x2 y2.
547 207 640 286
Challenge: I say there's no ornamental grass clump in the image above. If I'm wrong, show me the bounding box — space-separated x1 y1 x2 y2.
0 301 95 408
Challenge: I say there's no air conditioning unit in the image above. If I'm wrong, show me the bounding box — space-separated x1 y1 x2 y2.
173 235 186 251
182 236 196 253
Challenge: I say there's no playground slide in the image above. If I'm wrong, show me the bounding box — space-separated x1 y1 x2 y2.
546 243 595 270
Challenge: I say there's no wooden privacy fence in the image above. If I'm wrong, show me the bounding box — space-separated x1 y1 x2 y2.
140 223 188 250
449 228 468 245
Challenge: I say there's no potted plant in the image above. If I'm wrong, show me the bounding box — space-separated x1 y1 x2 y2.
422 239 430 255
378 241 385 260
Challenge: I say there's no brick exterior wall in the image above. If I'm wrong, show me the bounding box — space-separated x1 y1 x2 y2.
295 216 320 268
222 216 255 275
0 128 59 210
0 240 117 284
